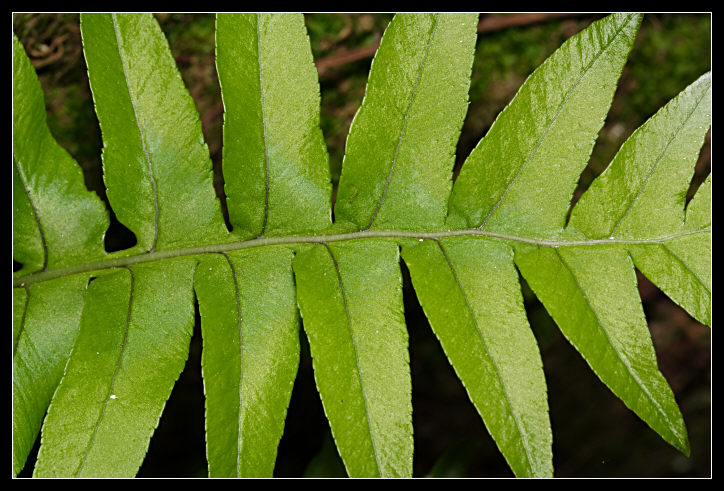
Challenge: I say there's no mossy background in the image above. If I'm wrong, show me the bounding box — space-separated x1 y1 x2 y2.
13 13 711 478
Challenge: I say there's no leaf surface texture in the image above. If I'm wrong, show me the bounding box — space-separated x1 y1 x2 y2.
12 12 710 478
294 240 412 477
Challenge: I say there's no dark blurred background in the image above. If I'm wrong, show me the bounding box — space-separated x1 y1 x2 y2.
13 13 711 478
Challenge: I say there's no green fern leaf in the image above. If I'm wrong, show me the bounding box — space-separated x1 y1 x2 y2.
194 247 300 477
12 12 710 478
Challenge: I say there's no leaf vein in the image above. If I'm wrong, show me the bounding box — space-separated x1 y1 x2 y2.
14 158 48 271
13 227 711 289
322 243 382 475
75 266 134 477
659 242 710 295
13 285 30 357
553 248 683 443
219 252 245 476
608 83 711 237
365 14 440 231
112 14 160 252
478 13 637 230
435 239 535 475
256 14 272 238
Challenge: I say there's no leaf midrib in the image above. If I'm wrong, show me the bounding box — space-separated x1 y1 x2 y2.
660 243 710 295
477 13 638 230
323 243 383 476
111 13 160 253
255 14 272 238
217 252 245 477
14 227 709 289
13 285 30 357
74 266 134 477
365 13 439 231
608 81 712 238
553 249 685 447
14 157 48 272
436 239 535 476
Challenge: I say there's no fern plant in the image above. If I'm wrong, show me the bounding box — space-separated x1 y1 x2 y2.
12 13 710 478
